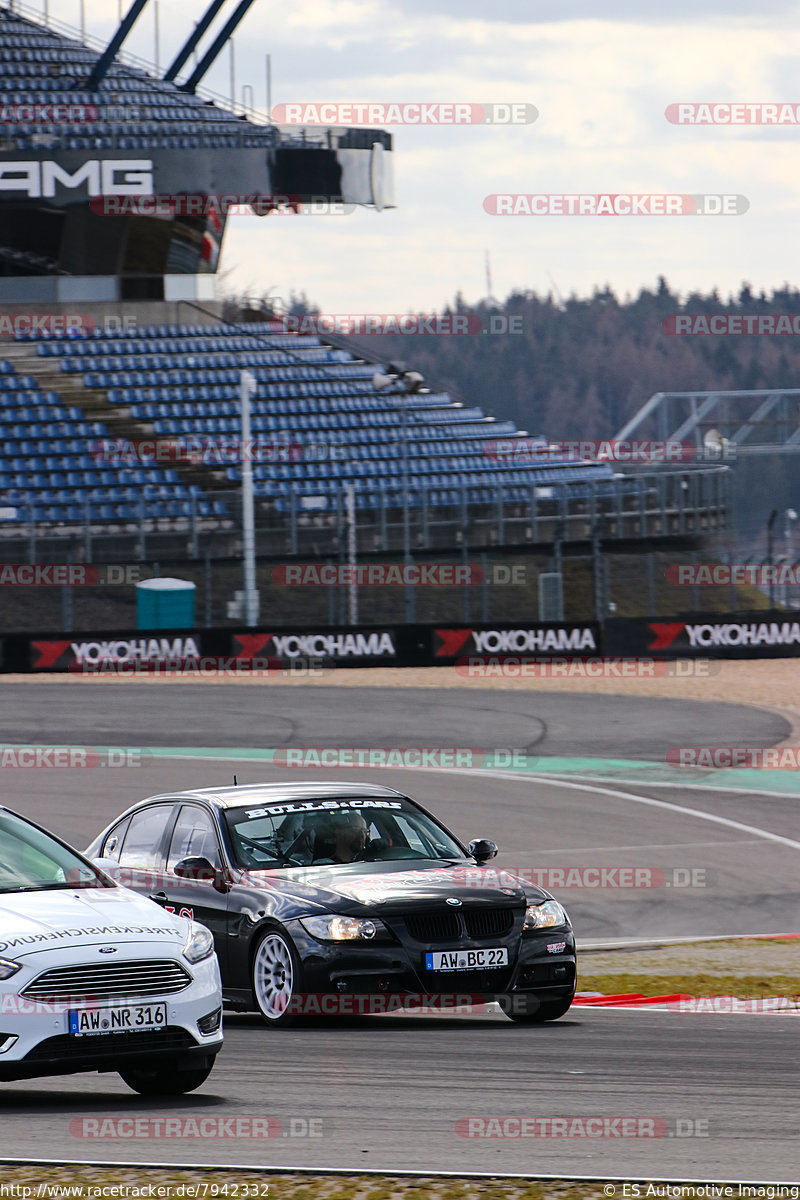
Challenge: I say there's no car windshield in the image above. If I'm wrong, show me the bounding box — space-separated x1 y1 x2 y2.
224 797 465 869
0 810 112 893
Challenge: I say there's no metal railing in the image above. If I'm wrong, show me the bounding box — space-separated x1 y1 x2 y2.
0 467 731 565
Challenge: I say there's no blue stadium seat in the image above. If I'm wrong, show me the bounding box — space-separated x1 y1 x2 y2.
0 305 616 527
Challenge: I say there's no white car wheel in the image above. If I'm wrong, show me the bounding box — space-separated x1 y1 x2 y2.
252 930 300 1025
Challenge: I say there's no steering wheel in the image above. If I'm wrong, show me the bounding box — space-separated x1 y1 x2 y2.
357 838 392 862
237 833 303 867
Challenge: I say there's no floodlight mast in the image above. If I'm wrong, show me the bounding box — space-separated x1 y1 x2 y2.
86 0 151 90
163 0 228 83
180 0 258 94
240 369 259 627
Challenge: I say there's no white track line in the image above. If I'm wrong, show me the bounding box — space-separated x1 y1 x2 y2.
142 750 800 801
518 770 800 802
442 767 800 852
141 751 800 852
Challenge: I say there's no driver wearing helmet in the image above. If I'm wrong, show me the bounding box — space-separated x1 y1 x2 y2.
314 810 369 863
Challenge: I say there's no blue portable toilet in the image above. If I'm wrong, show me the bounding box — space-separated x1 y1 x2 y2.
136 577 196 630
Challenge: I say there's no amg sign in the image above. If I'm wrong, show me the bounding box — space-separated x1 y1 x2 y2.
0 159 154 198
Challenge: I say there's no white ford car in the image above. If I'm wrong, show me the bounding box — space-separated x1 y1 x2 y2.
0 805 223 1094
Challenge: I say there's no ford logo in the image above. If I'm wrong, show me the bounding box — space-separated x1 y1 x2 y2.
445 897 462 906
98 947 117 954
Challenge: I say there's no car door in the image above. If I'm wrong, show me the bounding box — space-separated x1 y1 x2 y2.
157 803 231 977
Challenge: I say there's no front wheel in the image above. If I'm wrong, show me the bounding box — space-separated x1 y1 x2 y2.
119 1059 215 1095
502 992 575 1023
251 928 302 1026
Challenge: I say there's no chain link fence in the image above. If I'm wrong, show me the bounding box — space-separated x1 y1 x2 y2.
0 545 793 634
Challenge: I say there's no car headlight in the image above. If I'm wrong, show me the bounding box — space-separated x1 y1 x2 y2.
182 921 215 964
523 900 569 931
0 958 21 981
299 914 390 942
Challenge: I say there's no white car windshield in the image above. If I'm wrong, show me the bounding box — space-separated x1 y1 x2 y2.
0 810 111 893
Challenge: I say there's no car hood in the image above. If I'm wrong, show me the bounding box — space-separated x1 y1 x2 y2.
0 887 188 959
239 860 550 912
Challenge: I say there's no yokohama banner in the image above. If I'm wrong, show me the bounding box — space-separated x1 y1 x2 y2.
3 613 797 671
605 612 800 658
228 627 402 666
432 624 602 662
26 634 203 672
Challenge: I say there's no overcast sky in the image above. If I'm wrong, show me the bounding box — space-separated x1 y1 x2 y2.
71 0 800 312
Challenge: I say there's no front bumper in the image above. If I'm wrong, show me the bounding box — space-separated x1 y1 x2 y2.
285 919 576 1013
0 951 223 1081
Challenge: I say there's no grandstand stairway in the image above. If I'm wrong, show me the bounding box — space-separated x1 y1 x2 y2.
2 342 227 502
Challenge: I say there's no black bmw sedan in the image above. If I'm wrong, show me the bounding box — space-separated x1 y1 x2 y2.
85 782 576 1025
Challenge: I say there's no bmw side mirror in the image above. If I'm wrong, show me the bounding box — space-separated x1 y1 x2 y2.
468 839 498 863
174 856 216 882
174 856 232 893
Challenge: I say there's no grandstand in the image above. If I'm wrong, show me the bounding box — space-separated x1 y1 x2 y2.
0 1 729 574
4 314 619 526
0 314 729 554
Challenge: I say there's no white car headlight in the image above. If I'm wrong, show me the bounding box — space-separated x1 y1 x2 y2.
523 900 568 931
0 958 21 981
182 921 215 964
299 915 388 942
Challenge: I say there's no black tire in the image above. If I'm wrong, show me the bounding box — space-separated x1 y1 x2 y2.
502 992 575 1023
251 927 303 1027
119 1059 214 1095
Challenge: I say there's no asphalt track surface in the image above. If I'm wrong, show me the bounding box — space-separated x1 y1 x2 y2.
1 683 798 1180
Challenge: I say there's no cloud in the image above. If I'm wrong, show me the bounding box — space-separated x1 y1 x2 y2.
69 1 800 310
